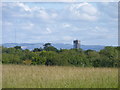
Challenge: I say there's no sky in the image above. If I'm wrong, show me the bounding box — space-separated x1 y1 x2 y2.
1 2 118 45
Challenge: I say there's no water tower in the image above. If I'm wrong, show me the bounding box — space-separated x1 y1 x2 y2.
73 40 80 49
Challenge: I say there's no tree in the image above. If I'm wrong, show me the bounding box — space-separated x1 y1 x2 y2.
14 46 22 50
47 51 57 65
2 45 119 67
99 46 118 67
33 48 43 52
99 46 118 59
43 43 51 47
115 47 120 67
32 54 46 65
3 47 16 54
85 49 100 64
43 43 58 52
22 51 35 60
2 53 21 64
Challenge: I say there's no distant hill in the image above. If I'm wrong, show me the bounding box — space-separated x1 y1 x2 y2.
2 43 105 51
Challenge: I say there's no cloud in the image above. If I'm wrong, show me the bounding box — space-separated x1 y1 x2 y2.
37 9 49 20
2 2 58 23
16 2 32 12
64 3 99 21
51 13 58 18
62 36 73 41
44 27 52 34
3 21 13 26
2 2 118 45
81 3 97 15
97 2 118 22
92 26 109 33
63 23 71 28
20 23 34 30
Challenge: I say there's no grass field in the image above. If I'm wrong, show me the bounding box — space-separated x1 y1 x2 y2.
2 65 118 88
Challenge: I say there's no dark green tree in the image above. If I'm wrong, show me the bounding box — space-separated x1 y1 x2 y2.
43 43 58 52
14 46 22 50
33 48 43 52
32 53 46 65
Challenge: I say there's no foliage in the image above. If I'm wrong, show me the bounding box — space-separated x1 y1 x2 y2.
14 46 22 50
23 59 32 65
1 44 120 67
2 53 21 64
33 48 43 52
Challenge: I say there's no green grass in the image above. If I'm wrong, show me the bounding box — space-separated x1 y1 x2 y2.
2 65 118 88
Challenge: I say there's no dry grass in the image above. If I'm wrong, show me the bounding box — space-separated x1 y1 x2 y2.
2 64 118 88
0 64 2 89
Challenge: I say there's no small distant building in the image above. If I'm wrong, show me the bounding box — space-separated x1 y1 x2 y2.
73 40 80 49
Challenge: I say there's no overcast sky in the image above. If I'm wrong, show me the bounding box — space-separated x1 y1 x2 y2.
2 2 118 45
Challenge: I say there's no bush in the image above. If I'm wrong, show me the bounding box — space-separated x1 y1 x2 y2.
1 46 120 67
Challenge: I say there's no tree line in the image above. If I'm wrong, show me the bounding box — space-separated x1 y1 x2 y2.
1 43 120 67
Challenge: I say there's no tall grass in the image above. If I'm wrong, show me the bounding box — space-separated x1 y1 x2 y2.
2 65 118 88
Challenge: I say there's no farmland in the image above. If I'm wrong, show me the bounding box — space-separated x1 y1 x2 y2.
2 65 118 88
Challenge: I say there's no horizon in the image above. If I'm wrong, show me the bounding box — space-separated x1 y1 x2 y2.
2 42 118 46
1 2 118 46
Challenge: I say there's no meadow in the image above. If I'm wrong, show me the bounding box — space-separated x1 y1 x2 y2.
2 65 118 88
